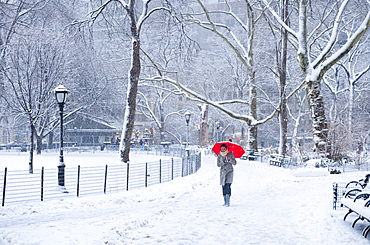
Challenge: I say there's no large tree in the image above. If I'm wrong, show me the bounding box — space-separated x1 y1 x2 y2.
178 0 277 151
263 0 370 158
89 0 173 162
2 37 67 173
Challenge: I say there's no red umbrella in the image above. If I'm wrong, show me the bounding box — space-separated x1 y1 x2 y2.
212 142 245 158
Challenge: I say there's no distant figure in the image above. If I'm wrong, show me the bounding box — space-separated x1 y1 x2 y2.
217 143 237 207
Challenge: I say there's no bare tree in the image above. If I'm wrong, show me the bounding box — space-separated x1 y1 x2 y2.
264 0 290 155
179 0 278 151
89 0 172 162
263 0 370 158
0 0 50 147
1 37 68 173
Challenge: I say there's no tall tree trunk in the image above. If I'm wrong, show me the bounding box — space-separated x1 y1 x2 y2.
159 105 165 142
306 79 330 158
48 131 53 149
120 3 140 163
29 124 34 174
198 104 209 147
291 113 303 163
278 0 288 155
36 134 43 154
296 0 331 158
248 78 258 151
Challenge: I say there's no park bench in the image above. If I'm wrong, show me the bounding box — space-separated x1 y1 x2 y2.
341 176 370 238
268 154 291 167
241 149 255 160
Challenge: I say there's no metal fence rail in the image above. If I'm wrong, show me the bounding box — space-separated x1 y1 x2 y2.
1 152 201 206
332 181 362 210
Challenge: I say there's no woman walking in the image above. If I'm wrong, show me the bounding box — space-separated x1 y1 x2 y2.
217 143 237 207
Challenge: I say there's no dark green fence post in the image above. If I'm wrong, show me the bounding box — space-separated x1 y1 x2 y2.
182 158 184 177
159 159 162 183
171 158 174 180
77 165 80 197
41 167 44 201
145 162 148 187
126 163 129 191
2 168 7 206
104 165 108 194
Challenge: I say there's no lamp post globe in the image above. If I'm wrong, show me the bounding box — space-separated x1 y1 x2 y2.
184 111 191 146
184 111 191 126
54 85 69 190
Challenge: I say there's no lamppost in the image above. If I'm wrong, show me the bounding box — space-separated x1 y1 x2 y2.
216 121 220 142
184 111 191 147
54 85 69 189
184 111 192 175
216 121 223 142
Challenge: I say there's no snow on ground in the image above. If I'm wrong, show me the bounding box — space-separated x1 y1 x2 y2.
1 151 370 244
0 151 170 171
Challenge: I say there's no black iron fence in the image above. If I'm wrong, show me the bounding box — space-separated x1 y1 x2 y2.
332 181 363 210
1 152 201 206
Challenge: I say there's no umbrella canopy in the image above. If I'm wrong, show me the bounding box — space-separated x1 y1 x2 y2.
212 142 245 158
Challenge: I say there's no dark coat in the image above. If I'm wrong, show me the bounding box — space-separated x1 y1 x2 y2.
217 152 237 185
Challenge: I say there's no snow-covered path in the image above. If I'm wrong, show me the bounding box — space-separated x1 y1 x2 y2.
1 154 369 244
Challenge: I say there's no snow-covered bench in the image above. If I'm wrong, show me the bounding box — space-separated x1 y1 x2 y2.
268 154 291 167
341 192 370 238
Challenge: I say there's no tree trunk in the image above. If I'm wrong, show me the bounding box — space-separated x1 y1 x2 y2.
296 0 331 158
48 131 53 149
159 105 165 142
36 134 43 154
119 4 140 163
278 93 288 155
248 75 258 151
29 124 34 174
120 41 140 162
278 0 288 156
198 104 209 147
306 79 330 158
291 113 303 163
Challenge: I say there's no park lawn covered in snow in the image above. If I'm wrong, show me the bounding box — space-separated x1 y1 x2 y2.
1 151 370 244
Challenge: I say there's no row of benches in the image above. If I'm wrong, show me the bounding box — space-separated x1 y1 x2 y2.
341 174 370 238
268 154 292 167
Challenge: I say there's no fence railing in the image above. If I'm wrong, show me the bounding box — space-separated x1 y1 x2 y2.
1 152 201 206
332 181 363 210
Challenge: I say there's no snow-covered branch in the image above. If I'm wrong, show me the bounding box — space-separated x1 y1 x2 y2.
137 5 170 33
89 0 127 23
320 10 370 76
189 0 252 71
262 0 298 39
150 75 278 126
311 0 350 68
137 91 161 127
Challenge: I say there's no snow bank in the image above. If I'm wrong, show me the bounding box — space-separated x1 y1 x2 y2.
0 152 369 244
291 167 329 177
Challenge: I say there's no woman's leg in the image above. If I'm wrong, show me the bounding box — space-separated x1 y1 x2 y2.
225 183 231 195
222 185 227 206
222 185 228 195
225 183 231 206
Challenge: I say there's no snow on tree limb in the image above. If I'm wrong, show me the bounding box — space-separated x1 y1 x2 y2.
189 0 253 71
311 0 350 69
319 10 370 76
262 0 298 38
150 75 278 126
137 6 170 33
